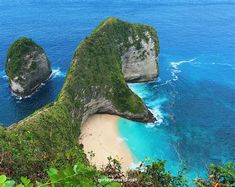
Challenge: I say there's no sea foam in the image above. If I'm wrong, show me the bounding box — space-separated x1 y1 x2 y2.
170 58 196 81
149 97 168 126
128 82 167 127
51 68 66 79
0 71 8 80
12 68 65 100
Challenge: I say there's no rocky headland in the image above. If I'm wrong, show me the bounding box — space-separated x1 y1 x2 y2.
0 17 159 178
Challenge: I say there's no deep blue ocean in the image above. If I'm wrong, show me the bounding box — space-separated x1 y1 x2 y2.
0 0 234 183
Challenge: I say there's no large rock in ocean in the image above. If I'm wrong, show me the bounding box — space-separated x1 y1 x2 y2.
5 37 52 96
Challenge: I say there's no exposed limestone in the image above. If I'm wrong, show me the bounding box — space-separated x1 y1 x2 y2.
122 31 159 82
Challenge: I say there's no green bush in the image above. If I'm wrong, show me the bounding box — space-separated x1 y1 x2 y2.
5 37 43 79
195 162 235 187
2 160 233 186
0 162 119 187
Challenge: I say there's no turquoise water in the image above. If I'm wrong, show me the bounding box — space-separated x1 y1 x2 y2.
118 54 235 180
0 0 234 182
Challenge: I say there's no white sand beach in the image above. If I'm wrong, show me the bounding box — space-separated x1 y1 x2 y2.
79 114 133 172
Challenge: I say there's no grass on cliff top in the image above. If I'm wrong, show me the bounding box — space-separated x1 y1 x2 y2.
94 17 159 55
5 37 43 79
0 103 87 180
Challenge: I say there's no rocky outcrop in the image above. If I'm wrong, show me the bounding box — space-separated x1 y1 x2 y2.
82 97 155 124
122 31 159 82
6 37 52 97
58 17 159 124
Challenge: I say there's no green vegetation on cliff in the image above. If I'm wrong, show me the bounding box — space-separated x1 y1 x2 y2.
58 17 159 115
5 37 43 79
0 17 159 180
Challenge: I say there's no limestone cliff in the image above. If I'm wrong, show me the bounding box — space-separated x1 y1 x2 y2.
59 17 159 123
0 17 159 178
6 37 52 96
122 31 159 82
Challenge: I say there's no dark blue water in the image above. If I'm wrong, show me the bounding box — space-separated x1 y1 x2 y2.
0 0 234 182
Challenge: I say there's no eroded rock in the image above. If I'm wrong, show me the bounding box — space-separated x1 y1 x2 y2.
6 37 52 96
122 31 159 82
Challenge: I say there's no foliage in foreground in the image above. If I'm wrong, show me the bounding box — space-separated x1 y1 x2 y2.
195 162 235 187
101 157 188 187
1 159 234 187
0 162 120 187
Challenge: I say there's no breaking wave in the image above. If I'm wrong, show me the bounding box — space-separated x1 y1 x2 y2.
0 71 8 80
51 68 66 79
12 68 65 100
170 58 197 81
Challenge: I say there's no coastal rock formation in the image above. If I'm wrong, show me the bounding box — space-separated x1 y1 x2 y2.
122 31 159 82
82 97 154 124
6 37 52 96
0 17 159 178
62 17 159 123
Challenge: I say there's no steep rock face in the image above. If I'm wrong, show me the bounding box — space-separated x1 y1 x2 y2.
122 31 159 82
6 37 52 96
82 97 154 124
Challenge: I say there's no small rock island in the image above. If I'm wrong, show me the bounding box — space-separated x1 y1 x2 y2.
5 37 52 96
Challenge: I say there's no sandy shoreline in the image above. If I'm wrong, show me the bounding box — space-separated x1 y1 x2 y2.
79 114 133 172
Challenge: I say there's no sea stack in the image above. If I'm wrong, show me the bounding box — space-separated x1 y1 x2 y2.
5 37 52 97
